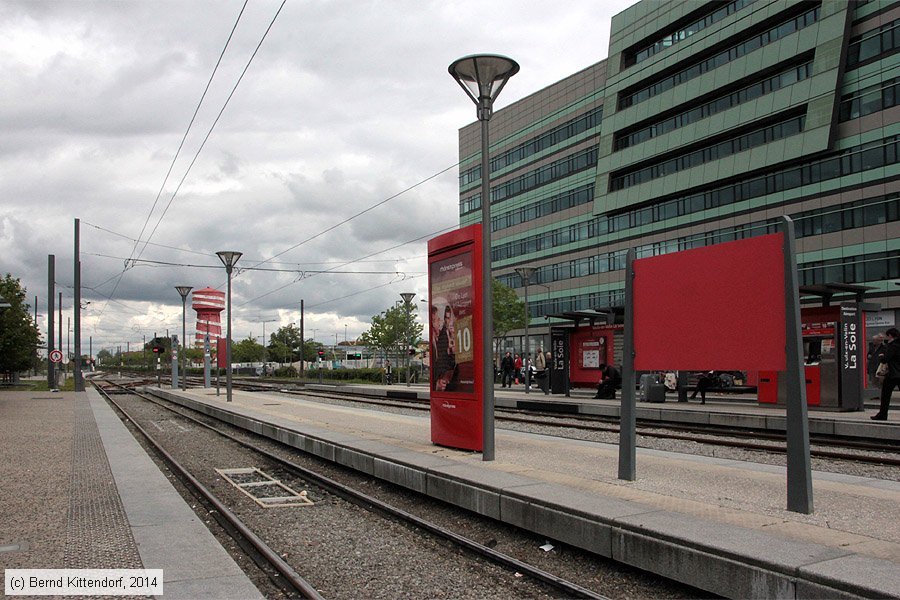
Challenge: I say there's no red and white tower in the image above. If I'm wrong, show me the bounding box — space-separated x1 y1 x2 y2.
192 287 225 353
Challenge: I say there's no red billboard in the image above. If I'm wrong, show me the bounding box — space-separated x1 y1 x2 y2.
427 225 483 450
633 232 786 371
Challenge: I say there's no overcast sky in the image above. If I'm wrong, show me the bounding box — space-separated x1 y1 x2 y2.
1 0 636 353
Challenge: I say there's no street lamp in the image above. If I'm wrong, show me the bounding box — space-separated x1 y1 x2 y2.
400 292 416 387
514 266 535 394
449 53 519 461
216 251 242 402
175 286 192 391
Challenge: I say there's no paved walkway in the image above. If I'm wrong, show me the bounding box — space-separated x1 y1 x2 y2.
0 389 262 599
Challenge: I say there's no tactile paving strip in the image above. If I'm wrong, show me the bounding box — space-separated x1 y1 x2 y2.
64 396 143 569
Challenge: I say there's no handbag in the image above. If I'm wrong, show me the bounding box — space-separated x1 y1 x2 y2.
875 362 889 378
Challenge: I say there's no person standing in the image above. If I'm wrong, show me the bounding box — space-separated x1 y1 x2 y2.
534 347 547 394
867 334 887 389
514 353 523 385
385 359 393 385
500 352 515 388
872 327 900 420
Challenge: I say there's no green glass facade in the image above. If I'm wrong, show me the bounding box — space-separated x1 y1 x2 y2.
458 0 900 351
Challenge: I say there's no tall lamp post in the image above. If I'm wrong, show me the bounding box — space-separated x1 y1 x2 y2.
175 286 192 391
216 251 242 402
514 266 535 394
400 292 416 387
449 53 519 461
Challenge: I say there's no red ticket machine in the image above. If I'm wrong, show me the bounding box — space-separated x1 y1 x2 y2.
427 225 484 450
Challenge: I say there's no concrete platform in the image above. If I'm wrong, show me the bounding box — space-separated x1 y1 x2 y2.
150 385 900 600
303 382 900 442
0 389 263 599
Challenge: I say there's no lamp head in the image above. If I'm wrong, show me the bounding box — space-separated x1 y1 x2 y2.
216 251 243 269
449 54 519 121
175 285 193 300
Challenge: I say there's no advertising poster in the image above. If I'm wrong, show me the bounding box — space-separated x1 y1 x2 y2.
429 250 475 394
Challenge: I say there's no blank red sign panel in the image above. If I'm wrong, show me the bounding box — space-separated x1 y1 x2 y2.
633 233 786 372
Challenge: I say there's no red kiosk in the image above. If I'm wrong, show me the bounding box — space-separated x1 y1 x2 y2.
427 225 485 451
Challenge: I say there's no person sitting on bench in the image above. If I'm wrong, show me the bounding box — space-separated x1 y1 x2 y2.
593 363 621 399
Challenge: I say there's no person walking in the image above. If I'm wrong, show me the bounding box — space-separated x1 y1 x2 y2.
690 371 715 404
872 327 900 420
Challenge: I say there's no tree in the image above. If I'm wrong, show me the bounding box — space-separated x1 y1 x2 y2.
268 324 303 363
0 274 40 381
97 348 113 365
492 278 526 358
232 336 266 363
359 303 422 361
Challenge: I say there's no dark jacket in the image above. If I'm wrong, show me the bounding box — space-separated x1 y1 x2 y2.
879 338 900 379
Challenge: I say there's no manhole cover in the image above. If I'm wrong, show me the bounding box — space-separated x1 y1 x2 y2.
216 467 314 508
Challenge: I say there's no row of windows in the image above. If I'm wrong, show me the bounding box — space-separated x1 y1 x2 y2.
459 107 603 188
606 134 900 233
497 193 899 291
491 133 900 263
610 115 805 191
460 147 598 215
846 18 900 68
615 61 812 151
619 5 820 110
839 78 899 121
490 184 594 233
625 0 756 67
523 250 898 319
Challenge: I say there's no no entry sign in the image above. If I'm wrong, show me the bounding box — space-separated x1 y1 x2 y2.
49 349 63 363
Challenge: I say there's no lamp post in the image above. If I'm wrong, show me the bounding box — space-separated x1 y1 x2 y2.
515 266 535 394
175 286 192 391
400 292 416 386
449 53 519 461
216 251 242 402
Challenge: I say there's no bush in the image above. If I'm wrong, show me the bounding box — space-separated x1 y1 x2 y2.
275 366 297 378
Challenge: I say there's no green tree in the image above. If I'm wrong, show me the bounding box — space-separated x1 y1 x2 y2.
232 336 266 363
0 274 41 381
359 303 422 360
97 348 113 365
492 278 526 358
268 324 302 363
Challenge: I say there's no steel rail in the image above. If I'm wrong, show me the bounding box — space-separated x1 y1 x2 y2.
102 380 612 600
93 382 324 600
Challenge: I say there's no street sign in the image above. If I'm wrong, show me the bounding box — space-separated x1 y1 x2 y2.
49 349 63 363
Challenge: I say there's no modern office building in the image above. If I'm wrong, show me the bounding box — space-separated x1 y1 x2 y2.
457 0 900 360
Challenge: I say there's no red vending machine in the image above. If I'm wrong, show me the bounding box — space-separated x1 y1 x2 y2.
427 225 484 450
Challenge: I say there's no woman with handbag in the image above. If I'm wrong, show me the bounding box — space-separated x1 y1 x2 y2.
872 327 900 421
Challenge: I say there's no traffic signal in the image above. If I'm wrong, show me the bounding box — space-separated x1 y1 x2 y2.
150 338 165 354
317 349 325 359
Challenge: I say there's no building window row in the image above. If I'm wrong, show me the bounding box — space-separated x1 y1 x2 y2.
846 17 900 68
460 147 598 216
490 184 594 233
615 60 812 151
498 193 899 291
624 0 757 67
492 133 900 266
606 134 900 233
610 115 806 191
840 78 899 121
618 4 820 110
459 107 603 188
523 248 899 319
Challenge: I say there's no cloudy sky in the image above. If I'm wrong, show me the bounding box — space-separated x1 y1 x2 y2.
1 0 635 353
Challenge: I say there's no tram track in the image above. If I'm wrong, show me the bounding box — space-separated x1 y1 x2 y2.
105 371 900 468
94 377 634 600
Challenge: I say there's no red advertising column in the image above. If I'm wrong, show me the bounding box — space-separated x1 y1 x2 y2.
427 225 483 450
